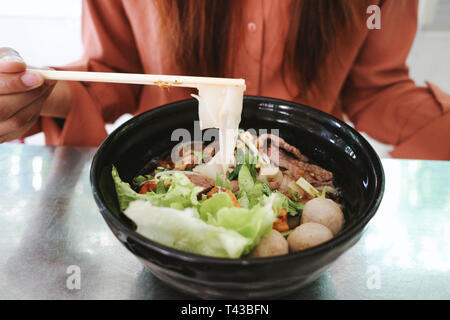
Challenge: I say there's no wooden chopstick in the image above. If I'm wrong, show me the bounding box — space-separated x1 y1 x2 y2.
28 69 246 89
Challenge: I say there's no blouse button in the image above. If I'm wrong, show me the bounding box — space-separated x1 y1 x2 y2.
247 22 257 32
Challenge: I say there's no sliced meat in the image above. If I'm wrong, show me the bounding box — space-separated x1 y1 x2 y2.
267 145 333 186
268 180 281 190
172 141 220 170
157 156 174 169
186 174 215 193
257 133 308 162
229 180 239 192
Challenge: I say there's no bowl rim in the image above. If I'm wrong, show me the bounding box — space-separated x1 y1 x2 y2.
90 95 385 265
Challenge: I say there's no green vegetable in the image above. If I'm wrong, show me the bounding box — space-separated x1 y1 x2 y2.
320 186 328 198
289 187 299 201
199 193 234 220
236 148 245 164
244 152 257 178
112 166 203 211
215 172 223 186
228 164 242 181
271 191 303 217
237 192 250 209
262 181 272 196
205 196 276 255
238 165 263 208
147 173 204 209
288 199 304 213
248 163 257 179
155 180 166 194
215 172 234 190
192 150 204 164
296 177 320 198
124 200 250 258
112 166 152 211
133 174 153 185
113 166 279 259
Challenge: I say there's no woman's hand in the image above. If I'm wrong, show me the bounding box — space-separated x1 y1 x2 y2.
0 47 56 142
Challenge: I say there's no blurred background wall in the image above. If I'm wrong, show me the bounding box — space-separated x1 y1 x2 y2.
1 0 449 156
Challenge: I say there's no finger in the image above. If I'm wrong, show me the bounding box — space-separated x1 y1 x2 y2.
0 47 26 73
0 89 51 140
28 66 57 86
0 118 36 143
0 70 44 94
0 83 54 121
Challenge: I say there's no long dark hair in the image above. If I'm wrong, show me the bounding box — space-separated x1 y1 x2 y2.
154 0 360 92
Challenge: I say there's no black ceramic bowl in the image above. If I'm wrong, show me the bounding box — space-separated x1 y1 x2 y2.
90 96 384 299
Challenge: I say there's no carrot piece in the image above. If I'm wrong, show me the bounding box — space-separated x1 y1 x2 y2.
273 208 289 232
206 186 224 198
139 181 157 194
206 187 240 207
139 184 149 194
225 189 240 208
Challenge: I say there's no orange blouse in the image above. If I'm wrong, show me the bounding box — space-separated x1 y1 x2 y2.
35 0 450 160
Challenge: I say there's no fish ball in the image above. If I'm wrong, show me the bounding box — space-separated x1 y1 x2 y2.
250 230 289 258
301 197 344 235
287 222 333 252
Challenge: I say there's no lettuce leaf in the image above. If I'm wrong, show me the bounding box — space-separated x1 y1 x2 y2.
113 166 277 258
237 165 264 208
150 173 204 209
237 191 250 209
124 200 250 258
199 193 235 221
205 195 276 255
112 166 203 211
112 166 152 211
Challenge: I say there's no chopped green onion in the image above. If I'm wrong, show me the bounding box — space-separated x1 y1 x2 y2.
155 180 166 194
262 181 272 196
228 164 242 180
249 163 257 178
320 186 328 198
289 187 299 201
288 199 304 211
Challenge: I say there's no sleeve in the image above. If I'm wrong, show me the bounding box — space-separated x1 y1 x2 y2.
341 0 450 160
41 0 143 146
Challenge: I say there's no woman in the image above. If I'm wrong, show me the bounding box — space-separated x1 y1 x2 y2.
0 0 448 159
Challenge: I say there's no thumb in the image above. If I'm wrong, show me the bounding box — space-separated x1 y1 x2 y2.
0 47 26 73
